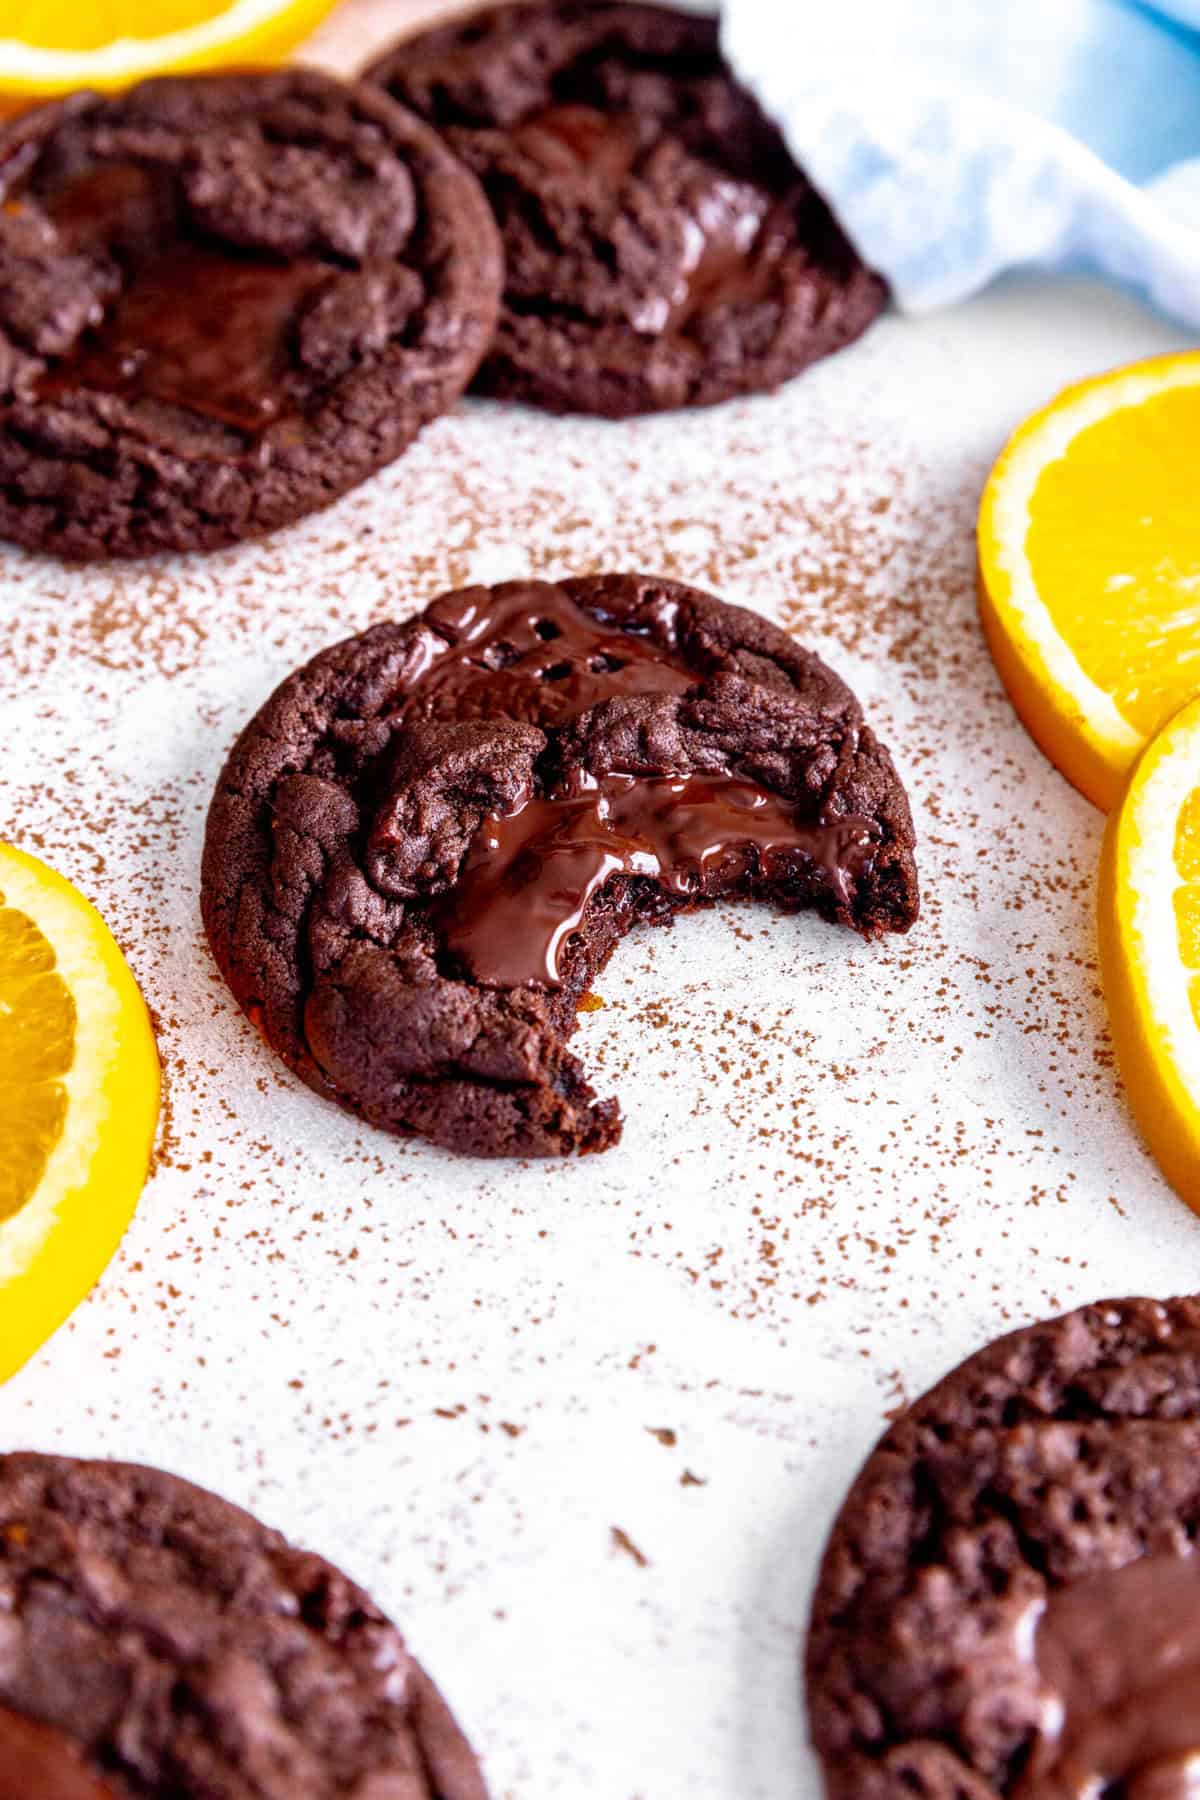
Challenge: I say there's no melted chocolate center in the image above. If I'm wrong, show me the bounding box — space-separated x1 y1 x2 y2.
439 769 873 988
393 585 876 989
36 164 330 434
664 181 773 332
507 104 774 338
1016 1552 1200 1799
409 580 696 725
511 103 642 186
0 1709 115 1800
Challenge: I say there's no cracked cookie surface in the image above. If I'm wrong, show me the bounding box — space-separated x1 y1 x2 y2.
807 1294 1200 1800
0 70 502 559
365 2 886 418
201 573 918 1159
0 1452 486 1799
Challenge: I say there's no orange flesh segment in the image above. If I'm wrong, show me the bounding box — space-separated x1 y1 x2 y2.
0 895 74 1223
1026 384 1200 742
7 0 270 51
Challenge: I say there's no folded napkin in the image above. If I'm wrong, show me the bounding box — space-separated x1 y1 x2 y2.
720 0 1200 328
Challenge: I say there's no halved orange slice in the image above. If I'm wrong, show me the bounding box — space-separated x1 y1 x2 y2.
979 352 1200 811
0 0 338 104
0 842 159 1382
1099 694 1200 1213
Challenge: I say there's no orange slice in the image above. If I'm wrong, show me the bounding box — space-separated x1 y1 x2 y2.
1099 694 1200 1213
0 0 338 104
0 842 159 1382
978 351 1200 811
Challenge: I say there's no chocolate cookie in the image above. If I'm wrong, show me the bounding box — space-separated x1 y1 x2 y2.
364 3 885 417
806 1294 1200 1800
0 1452 487 1799
0 70 502 559
202 573 918 1158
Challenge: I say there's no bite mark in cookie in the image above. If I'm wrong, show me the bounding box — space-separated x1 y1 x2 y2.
202 573 919 1158
0 70 502 559
365 2 886 417
806 1295 1200 1800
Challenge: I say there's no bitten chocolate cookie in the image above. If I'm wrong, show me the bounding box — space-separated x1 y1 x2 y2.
0 70 502 559
807 1294 1200 1800
202 573 918 1158
365 3 885 417
0 1452 487 1799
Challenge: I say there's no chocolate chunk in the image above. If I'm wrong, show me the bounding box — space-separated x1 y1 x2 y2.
365 2 886 416
0 70 501 559
202 573 919 1158
806 1295 1200 1800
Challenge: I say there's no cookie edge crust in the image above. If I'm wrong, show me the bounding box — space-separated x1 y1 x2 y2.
200 571 919 1155
802 1293 1200 1800
361 0 888 420
0 1450 487 1798
0 69 504 560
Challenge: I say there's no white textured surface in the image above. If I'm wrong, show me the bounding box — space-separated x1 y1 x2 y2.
2 7 1200 1798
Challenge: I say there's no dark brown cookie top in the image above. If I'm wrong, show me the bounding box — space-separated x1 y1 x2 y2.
806 1295 1200 1800
201 572 918 1159
364 2 885 417
0 70 501 559
0 1453 486 1800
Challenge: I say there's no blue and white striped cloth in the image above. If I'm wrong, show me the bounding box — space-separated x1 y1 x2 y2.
720 0 1200 328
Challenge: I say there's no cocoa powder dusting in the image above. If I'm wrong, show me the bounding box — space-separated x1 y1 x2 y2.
0 100 1190 1793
